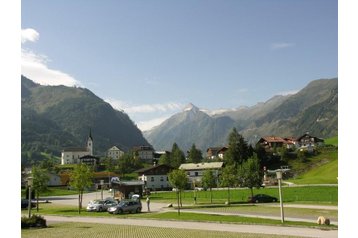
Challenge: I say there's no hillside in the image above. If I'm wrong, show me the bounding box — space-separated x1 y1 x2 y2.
21 75 150 164
145 78 338 152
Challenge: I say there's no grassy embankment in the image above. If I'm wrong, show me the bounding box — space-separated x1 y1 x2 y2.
287 136 338 185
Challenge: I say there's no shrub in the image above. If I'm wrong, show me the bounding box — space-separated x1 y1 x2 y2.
21 214 47 229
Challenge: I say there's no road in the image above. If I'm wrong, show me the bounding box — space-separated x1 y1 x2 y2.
41 191 338 237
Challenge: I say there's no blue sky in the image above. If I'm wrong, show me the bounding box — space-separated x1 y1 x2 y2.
21 0 337 131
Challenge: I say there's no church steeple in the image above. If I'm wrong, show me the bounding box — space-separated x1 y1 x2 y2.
87 128 93 155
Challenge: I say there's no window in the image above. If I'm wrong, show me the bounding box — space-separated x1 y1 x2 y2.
151 177 154 182
160 177 164 181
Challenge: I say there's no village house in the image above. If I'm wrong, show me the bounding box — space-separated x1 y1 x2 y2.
179 162 224 188
133 145 154 162
206 146 228 160
107 146 124 160
136 164 173 191
296 132 324 152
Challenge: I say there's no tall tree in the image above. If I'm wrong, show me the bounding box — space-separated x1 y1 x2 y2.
220 165 237 205
201 170 216 204
168 169 188 215
238 154 264 197
170 143 185 168
69 163 94 214
188 144 203 163
32 165 50 211
158 153 171 166
224 128 251 166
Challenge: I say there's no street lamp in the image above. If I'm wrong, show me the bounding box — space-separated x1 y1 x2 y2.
27 176 33 218
276 170 284 223
100 180 104 200
267 168 289 223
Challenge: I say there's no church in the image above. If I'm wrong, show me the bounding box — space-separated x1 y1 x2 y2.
60 130 94 165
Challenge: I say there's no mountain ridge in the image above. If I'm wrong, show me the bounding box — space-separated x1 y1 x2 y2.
145 78 338 152
21 75 150 164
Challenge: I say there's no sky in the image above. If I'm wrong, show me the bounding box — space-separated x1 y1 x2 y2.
20 0 338 131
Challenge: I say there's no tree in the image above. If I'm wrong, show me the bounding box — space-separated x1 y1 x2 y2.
170 143 185 168
32 166 50 211
224 128 251 166
168 169 188 215
238 154 263 197
158 153 171 166
201 170 216 203
188 144 203 163
220 165 237 205
69 163 94 214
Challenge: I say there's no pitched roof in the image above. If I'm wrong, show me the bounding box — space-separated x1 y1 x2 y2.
135 164 173 174
260 136 286 143
179 162 224 170
62 147 88 152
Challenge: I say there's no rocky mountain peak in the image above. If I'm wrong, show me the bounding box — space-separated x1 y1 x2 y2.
183 103 200 112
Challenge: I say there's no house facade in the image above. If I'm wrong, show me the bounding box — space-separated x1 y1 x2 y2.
136 164 173 191
206 147 228 160
179 162 224 187
133 145 154 162
297 133 324 152
107 146 124 160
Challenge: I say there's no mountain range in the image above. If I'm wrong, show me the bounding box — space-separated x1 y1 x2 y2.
144 78 338 152
21 75 150 163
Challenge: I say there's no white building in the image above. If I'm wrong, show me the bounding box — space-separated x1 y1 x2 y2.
136 164 173 191
61 131 93 165
179 162 224 187
107 146 124 160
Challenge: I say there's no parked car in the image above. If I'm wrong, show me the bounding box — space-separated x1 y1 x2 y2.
21 199 36 209
108 200 142 214
86 199 117 212
248 194 278 203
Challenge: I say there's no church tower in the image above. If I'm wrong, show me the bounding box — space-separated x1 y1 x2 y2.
87 129 93 155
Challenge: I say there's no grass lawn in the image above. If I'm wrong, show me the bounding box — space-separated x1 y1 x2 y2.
21 222 306 238
150 186 338 205
325 136 338 146
288 150 338 184
21 187 91 198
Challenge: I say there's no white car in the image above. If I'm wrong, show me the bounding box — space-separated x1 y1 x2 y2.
86 199 117 212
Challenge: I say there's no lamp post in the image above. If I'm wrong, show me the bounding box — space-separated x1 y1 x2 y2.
100 180 104 200
27 177 33 218
276 170 284 223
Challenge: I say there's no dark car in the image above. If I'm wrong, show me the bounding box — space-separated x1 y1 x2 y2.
108 200 142 214
21 199 36 209
248 194 278 203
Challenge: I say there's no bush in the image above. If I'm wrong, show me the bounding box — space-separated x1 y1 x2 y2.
21 214 47 229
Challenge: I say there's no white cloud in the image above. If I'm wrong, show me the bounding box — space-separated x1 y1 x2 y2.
21 49 81 86
277 89 299 96
105 99 183 114
137 116 170 131
105 99 183 131
21 28 81 87
21 28 39 43
270 42 295 50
